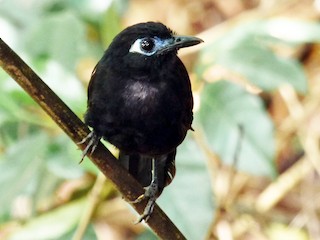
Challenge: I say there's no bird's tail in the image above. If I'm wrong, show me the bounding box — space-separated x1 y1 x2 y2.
119 150 176 196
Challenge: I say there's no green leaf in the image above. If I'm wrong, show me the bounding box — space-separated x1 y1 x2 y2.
100 1 122 48
47 135 84 179
0 78 45 127
261 18 320 44
8 199 87 240
159 135 214 240
196 81 276 177
60 223 97 240
135 230 158 240
24 11 87 70
0 132 85 221
0 133 49 218
199 21 308 93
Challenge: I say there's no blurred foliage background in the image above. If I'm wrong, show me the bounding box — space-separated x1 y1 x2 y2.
1 0 320 239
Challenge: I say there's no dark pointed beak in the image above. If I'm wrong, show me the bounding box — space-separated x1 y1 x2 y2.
172 35 204 49
157 35 203 55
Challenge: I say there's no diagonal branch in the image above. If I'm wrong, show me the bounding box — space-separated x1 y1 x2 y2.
0 38 186 240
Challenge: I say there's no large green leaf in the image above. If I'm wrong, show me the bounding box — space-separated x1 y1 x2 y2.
0 133 48 219
0 132 87 221
196 81 276 177
158 135 214 240
8 199 91 240
198 20 308 93
0 77 45 127
60 223 97 240
24 11 87 70
47 134 95 177
260 18 320 44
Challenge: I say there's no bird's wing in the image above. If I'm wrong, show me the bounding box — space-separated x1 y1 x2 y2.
176 58 194 130
87 64 98 108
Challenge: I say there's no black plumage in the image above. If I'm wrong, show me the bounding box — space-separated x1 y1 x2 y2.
82 22 202 221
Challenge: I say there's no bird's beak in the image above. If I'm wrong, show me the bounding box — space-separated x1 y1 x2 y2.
157 35 203 55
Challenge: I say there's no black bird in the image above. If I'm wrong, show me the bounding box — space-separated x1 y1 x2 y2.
81 22 203 222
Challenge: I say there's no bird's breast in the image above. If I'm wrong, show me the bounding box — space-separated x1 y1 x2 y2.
126 81 158 100
122 81 163 112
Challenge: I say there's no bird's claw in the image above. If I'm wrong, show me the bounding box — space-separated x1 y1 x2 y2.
131 181 159 223
134 196 157 223
130 182 157 202
78 131 101 163
130 193 146 204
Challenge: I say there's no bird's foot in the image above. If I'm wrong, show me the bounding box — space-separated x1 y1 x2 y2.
79 131 101 163
131 181 159 223
135 196 157 223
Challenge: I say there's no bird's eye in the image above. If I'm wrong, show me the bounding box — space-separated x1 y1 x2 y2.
129 37 162 56
140 38 155 52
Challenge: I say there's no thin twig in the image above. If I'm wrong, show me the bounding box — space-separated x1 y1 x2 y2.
0 38 186 240
255 155 312 213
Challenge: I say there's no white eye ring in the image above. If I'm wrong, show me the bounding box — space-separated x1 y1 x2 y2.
129 38 157 56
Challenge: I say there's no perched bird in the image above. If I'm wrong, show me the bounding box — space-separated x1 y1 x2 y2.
82 22 203 222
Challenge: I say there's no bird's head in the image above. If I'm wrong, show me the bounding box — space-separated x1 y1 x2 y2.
104 22 203 71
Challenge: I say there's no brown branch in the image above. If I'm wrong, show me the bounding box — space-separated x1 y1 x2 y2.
0 38 186 240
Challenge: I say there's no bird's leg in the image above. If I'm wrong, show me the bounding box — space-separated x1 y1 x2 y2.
79 131 101 163
132 158 159 223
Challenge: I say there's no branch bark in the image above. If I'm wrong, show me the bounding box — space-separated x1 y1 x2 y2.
0 38 186 240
